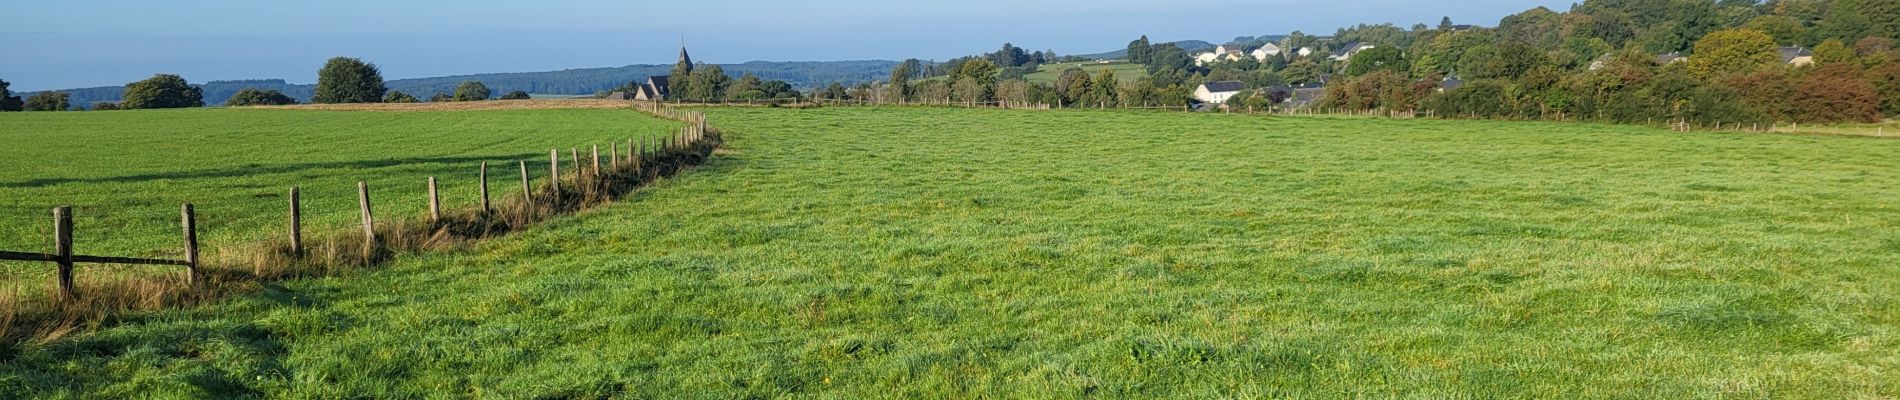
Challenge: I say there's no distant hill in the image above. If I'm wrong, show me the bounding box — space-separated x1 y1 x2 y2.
1228 35 1289 46
33 60 898 107
1074 40 1214 60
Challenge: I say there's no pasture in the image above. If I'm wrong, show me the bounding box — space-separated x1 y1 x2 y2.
3 106 1898 398
0 106 681 285
1023 61 1149 84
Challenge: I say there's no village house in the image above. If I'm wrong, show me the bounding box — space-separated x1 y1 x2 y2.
1251 43 1282 62
1779 46 1813 66
632 47 692 101
1194 51 1223 65
1194 80 1247 104
1330 42 1376 62
1195 43 1257 66
1654 51 1687 65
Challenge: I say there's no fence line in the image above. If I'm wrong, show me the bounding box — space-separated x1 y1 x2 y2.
0 101 718 304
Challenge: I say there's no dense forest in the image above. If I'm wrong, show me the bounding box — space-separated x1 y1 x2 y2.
19 61 897 108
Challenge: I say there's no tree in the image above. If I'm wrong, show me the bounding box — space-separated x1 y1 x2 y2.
223 88 297 106
313 57 386 104
1088 70 1120 107
1439 16 1454 30
952 59 1000 86
453 81 492 101
1689 29 1778 79
686 64 731 102
1284 58 1322 85
994 79 1030 105
669 49 696 100
1054 68 1092 105
121 74 203 109
760 80 797 99
1741 15 1807 46
500 90 531 100
1816 0 1874 42
952 77 988 104
1345 46 1407 76
1117 78 1158 107
727 73 766 101
818 83 846 100
1813 39 1855 65
1498 7 1563 48
24 91 71 111
0 79 22 112
889 59 920 101
384 91 419 103
1872 58 1900 116
992 43 1029 67
91 102 120 111
429 93 454 102
1128 36 1153 64
1791 63 1881 122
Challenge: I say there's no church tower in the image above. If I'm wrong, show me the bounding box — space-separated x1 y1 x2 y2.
676 47 694 75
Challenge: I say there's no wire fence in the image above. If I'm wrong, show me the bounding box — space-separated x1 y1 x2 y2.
0 101 718 304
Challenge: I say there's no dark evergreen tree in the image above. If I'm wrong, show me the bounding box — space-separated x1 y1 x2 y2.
1128 36 1153 64
0 79 22 112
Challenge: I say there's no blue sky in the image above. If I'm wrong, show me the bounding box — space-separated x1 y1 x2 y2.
2 0 1572 91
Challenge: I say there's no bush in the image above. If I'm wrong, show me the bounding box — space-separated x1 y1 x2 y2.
500 91 531 100
121 74 204 109
429 93 454 103
1790 63 1881 123
91 102 121 111
23 91 71 111
313 57 387 104
384 91 419 103
453 81 491 102
1427 79 1508 117
223 88 298 107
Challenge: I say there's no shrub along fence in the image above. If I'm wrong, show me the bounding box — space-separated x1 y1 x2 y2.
0 101 717 340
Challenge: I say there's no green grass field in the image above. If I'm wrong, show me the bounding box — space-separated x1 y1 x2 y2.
1024 61 1149 84
0 108 680 282
3 107 1898 397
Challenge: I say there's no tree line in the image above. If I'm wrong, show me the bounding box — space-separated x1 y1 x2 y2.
0 57 544 111
1308 0 1899 125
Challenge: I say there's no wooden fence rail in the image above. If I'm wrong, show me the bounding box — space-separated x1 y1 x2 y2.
0 205 199 300
1 102 717 304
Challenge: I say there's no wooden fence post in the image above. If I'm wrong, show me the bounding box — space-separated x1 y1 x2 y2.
549 149 561 196
289 187 303 257
518 160 533 209
357 181 375 260
479 162 491 214
570 148 580 178
54 206 74 301
181 203 200 288
427 176 440 223
592 145 602 177
610 142 619 169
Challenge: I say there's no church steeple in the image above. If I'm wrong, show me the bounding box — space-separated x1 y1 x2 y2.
676 46 694 74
